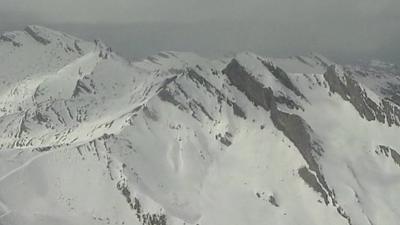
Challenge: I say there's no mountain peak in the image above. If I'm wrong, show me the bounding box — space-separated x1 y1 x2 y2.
24 25 56 34
24 25 53 45
23 25 82 46
1 25 90 50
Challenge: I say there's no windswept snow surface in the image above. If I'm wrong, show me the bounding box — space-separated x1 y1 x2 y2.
0 26 400 225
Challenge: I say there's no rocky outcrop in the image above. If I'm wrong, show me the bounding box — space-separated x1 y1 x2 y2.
222 58 358 223
298 167 329 204
223 58 334 203
259 58 306 99
72 78 95 98
325 65 400 126
0 33 22 47
377 145 400 167
223 58 302 111
223 59 275 111
24 26 51 45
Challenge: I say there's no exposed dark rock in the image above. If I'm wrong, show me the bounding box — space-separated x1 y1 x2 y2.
191 99 214 121
24 26 51 45
156 77 189 110
224 59 302 111
274 95 303 110
175 83 189 99
146 56 161 65
0 34 22 47
377 145 400 167
268 195 279 207
196 65 202 71
313 55 330 68
223 58 335 208
143 106 159 121
270 108 323 169
157 88 187 111
72 78 94 98
391 149 400 167
337 206 353 225
223 59 274 111
132 197 167 225
216 132 232 147
222 59 351 219
391 94 400 106
298 167 329 205
377 145 391 157
157 52 170 58
219 137 231 146
185 69 248 119
381 99 400 126
133 197 142 220
16 112 29 138
116 181 134 209
142 214 167 225
296 56 314 67
325 66 375 121
228 100 247 119
116 180 166 225
223 58 330 200
270 107 332 204
187 69 221 97
34 146 52 152
324 65 400 126
259 58 306 99
32 110 50 124
74 40 83 55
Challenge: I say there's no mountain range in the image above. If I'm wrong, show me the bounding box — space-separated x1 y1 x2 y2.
0 25 399 225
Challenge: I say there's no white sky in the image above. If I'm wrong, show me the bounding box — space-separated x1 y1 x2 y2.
1 0 398 23
0 0 399 63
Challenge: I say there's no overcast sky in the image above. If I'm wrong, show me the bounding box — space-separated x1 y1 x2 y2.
1 0 399 63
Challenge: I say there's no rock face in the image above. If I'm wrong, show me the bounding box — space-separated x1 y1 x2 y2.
0 26 399 225
325 65 400 126
24 26 52 45
223 58 275 110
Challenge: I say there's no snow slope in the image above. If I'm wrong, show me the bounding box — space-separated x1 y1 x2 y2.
0 26 399 225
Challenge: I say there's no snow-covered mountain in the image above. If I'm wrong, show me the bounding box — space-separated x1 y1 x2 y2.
0 26 399 225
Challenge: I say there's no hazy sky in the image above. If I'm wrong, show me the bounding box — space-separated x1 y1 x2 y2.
0 0 399 63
